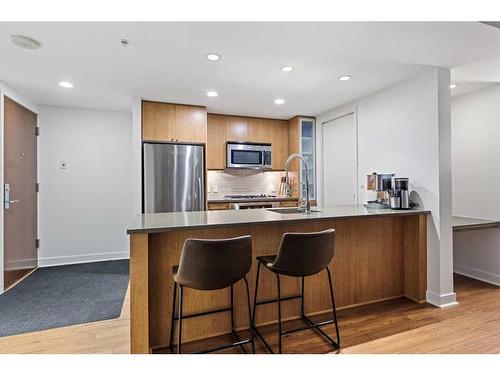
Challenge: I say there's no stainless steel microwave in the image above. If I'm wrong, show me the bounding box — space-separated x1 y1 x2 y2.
226 142 272 169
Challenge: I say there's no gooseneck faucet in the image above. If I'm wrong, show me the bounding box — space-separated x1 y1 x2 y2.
284 153 311 213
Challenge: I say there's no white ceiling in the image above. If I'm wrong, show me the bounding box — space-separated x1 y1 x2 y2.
1 22 500 118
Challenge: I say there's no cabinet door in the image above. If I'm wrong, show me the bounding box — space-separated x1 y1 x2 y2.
207 114 227 170
268 119 289 170
226 116 248 142
287 117 301 197
142 101 175 141
248 118 268 143
174 105 207 143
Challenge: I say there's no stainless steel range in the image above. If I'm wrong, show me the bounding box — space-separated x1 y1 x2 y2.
225 194 279 209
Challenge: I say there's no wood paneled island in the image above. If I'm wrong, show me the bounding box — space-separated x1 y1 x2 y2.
127 205 429 354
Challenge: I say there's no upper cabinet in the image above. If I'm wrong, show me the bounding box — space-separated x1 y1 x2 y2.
287 116 316 200
174 105 207 143
207 114 227 170
248 118 268 143
226 116 249 142
267 119 288 170
142 101 207 143
142 101 175 141
300 118 316 200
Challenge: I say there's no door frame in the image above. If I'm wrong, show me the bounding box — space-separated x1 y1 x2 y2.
321 107 359 206
0 83 40 294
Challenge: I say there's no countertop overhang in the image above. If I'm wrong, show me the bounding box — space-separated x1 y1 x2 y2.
452 216 500 232
127 205 430 234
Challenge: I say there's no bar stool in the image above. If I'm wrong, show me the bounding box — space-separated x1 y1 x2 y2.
168 235 255 354
251 229 340 354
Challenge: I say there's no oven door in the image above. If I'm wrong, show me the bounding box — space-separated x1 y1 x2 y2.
230 201 279 210
226 143 265 169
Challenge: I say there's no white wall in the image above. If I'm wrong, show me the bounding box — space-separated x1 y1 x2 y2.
0 81 40 294
451 85 500 286
316 68 456 307
38 106 134 266
451 85 500 220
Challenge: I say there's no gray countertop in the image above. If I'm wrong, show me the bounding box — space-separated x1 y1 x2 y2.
127 205 430 234
452 216 500 232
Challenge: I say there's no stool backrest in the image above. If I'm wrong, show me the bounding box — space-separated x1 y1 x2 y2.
175 235 252 290
272 229 335 277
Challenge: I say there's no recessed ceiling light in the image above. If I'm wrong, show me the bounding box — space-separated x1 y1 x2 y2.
58 81 75 89
207 53 221 61
207 91 218 97
339 75 352 81
274 98 285 105
10 35 41 50
449 84 458 89
281 65 294 72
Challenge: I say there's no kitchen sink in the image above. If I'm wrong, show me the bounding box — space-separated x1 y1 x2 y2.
267 208 322 214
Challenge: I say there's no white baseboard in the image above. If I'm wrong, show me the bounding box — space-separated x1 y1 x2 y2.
38 251 129 268
454 264 500 287
426 290 458 308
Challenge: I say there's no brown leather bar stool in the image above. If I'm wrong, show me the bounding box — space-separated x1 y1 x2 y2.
251 229 340 353
168 235 255 354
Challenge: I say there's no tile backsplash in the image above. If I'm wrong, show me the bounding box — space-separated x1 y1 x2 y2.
207 170 284 200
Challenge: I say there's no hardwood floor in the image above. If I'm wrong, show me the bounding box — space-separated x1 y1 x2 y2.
0 274 498 354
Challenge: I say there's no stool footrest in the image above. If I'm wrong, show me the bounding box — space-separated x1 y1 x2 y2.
254 294 301 306
173 306 232 320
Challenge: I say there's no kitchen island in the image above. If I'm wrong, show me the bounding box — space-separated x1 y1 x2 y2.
127 205 430 354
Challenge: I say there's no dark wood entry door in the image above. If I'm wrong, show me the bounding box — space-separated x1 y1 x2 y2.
3 96 38 289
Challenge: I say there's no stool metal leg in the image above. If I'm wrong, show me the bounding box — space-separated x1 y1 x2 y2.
251 261 274 354
325 267 341 347
301 276 305 317
168 281 178 352
230 284 235 331
251 262 261 327
177 285 184 354
276 273 282 354
243 276 256 353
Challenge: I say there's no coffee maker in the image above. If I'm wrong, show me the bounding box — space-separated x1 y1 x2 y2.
389 178 410 209
364 173 395 209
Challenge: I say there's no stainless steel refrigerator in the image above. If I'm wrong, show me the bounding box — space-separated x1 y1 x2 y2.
143 142 205 213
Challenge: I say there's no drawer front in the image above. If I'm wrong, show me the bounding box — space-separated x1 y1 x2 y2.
208 202 230 210
278 200 299 207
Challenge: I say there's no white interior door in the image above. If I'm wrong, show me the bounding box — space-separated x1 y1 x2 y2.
323 113 357 205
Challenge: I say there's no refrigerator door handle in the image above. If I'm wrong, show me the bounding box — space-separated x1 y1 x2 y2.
198 177 203 210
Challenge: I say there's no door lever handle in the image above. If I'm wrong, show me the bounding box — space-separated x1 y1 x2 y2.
9 200 20 204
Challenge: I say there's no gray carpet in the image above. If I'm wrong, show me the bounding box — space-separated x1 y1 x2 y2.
0 259 129 337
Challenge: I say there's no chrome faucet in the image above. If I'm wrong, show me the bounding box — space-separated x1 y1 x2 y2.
284 153 311 213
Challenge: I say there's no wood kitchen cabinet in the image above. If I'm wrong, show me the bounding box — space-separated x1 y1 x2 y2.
248 118 268 143
287 116 316 199
142 101 207 143
174 104 207 143
207 114 227 170
226 116 248 142
142 101 175 141
268 119 288 170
